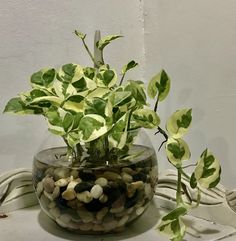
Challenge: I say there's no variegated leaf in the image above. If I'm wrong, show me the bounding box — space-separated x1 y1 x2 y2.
166 109 192 138
121 60 138 75
166 137 191 167
190 149 221 189
96 35 122 50
63 95 84 112
132 109 160 129
108 111 130 149
78 114 108 142
157 206 187 241
96 67 117 88
30 68 56 88
74 29 86 39
147 69 170 101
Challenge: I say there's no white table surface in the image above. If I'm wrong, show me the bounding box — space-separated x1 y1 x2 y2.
1 197 236 241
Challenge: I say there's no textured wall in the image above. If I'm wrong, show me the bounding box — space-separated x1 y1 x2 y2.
0 0 236 188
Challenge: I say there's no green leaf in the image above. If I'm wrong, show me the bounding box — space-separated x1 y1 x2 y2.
190 173 197 189
42 69 56 86
78 114 108 142
3 97 43 114
96 35 122 50
45 108 62 126
96 67 117 88
132 109 160 129
147 69 170 101
122 60 138 75
166 109 192 138
57 63 83 83
192 149 221 189
83 67 96 79
166 137 191 166
74 29 86 39
62 112 74 132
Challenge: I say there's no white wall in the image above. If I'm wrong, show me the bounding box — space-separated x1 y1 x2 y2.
0 1 236 188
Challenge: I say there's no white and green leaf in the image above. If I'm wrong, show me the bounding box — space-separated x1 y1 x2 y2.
190 149 221 189
30 68 56 88
166 137 191 167
157 206 187 241
147 69 170 101
166 109 192 138
74 29 86 40
96 68 118 88
78 114 108 142
122 60 138 75
125 80 146 105
132 109 160 129
96 35 122 50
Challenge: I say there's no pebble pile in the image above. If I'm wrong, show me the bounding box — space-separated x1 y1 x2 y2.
33 160 158 233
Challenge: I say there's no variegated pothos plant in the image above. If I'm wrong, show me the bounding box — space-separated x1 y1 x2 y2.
4 30 221 241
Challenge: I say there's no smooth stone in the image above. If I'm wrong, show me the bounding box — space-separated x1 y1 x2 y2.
77 209 94 223
90 184 103 199
115 210 127 218
62 189 76 201
117 215 129 227
96 207 108 221
45 167 54 176
54 168 70 181
55 178 69 187
49 207 61 219
92 224 104 232
111 195 125 208
48 201 56 209
135 199 145 208
102 171 121 181
78 222 93 231
99 194 108 203
131 181 144 190
121 172 133 183
36 181 43 196
77 191 93 203
127 207 134 214
60 213 72 224
85 199 104 212
136 206 145 216
43 190 54 201
56 218 68 228
110 206 124 214
103 185 121 205
126 184 136 198
122 167 135 175
125 191 139 208
55 196 68 209
67 180 79 190
67 200 77 209
40 194 50 207
70 169 79 179
43 177 55 193
103 220 118 232
79 170 96 181
52 186 60 199
74 182 93 193
95 177 108 187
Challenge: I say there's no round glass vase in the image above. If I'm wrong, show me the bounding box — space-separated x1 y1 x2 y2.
32 129 158 234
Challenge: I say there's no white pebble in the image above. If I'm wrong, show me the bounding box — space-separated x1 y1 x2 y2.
52 186 60 199
79 222 93 231
43 190 54 201
36 181 43 196
95 177 108 187
99 194 108 203
90 184 103 199
110 206 124 214
56 218 68 228
54 168 70 180
96 207 108 221
121 172 133 183
103 220 118 232
77 209 94 223
48 201 56 209
55 178 69 187
67 180 79 189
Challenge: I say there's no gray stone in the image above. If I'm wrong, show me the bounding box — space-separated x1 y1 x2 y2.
117 215 129 227
90 184 103 199
103 220 118 232
52 186 60 199
136 206 145 216
43 190 54 201
53 168 70 180
78 222 93 231
102 171 121 181
36 181 43 196
56 218 68 228
99 194 108 203
49 206 61 219
95 177 108 187
110 206 124 214
60 213 72 224
96 207 108 221
77 209 94 223
43 177 55 193
92 224 104 232
121 172 133 183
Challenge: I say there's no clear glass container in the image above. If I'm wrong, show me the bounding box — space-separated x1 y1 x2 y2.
32 129 158 234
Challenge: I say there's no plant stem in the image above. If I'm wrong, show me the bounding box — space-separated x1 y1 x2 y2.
81 38 97 67
94 30 104 68
154 95 159 112
119 73 126 85
176 167 183 205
